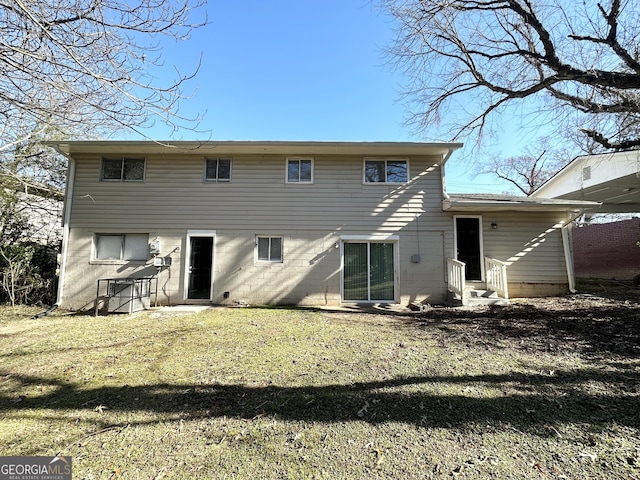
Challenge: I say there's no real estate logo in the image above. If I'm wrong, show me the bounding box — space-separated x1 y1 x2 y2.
0 456 72 480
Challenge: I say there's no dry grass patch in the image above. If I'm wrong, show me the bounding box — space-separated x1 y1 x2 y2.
0 297 639 479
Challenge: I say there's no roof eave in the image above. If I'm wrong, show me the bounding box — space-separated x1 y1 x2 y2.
443 199 601 212
44 140 464 159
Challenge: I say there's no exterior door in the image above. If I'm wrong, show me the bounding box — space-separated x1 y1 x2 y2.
456 217 482 281
343 242 395 301
188 237 214 300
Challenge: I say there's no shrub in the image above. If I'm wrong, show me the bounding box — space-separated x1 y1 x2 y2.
0 241 59 306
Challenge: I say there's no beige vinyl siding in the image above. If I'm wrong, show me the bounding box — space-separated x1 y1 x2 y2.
477 211 569 294
69 154 447 231
63 153 452 309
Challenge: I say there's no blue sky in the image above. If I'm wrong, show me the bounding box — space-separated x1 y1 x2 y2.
134 1 521 193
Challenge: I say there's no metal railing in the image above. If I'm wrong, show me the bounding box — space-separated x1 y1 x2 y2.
485 257 509 299
95 277 158 316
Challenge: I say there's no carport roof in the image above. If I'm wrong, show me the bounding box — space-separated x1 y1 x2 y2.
444 194 600 212
531 150 640 213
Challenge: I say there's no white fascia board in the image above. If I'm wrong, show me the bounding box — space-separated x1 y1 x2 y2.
44 140 464 160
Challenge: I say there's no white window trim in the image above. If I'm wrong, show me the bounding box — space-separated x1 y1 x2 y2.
183 230 216 301
285 157 314 184
453 215 485 282
100 157 146 182
340 234 400 304
362 158 409 184
204 157 232 183
255 235 284 263
91 233 149 265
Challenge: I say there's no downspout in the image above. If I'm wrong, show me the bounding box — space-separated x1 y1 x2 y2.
52 148 76 307
561 210 585 294
440 147 456 288
440 147 455 202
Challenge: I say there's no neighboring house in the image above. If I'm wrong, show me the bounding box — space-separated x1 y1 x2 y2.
532 149 640 282
1 189 63 245
47 141 599 311
533 150 640 213
19 191 63 245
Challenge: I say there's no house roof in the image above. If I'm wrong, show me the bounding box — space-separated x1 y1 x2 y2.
531 150 640 213
444 194 601 212
46 140 464 161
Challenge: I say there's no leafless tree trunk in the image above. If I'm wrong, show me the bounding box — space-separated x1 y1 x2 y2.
384 0 640 151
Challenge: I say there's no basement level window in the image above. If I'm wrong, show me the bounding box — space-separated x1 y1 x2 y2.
101 157 145 181
95 234 148 261
256 236 283 262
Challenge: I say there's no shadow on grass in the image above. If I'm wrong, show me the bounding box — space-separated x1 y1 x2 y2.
2 369 638 434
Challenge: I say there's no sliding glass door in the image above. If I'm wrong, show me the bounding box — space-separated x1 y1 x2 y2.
343 242 396 302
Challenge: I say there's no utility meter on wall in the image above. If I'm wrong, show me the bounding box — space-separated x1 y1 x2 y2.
149 239 161 255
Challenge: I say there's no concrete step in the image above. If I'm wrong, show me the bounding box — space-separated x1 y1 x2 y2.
464 296 509 306
467 289 498 299
447 289 508 307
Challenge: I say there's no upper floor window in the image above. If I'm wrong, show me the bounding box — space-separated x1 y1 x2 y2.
101 157 145 182
364 159 408 184
286 158 313 183
205 157 232 182
95 233 148 261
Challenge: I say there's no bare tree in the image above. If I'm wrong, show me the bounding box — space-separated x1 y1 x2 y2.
0 0 206 304
476 137 571 195
384 0 640 151
1 1 205 147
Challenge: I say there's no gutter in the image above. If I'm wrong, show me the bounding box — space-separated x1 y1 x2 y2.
48 144 75 307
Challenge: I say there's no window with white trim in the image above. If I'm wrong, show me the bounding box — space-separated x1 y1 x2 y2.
101 157 145 181
286 158 313 183
205 157 232 182
256 236 283 262
364 159 408 183
95 234 149 261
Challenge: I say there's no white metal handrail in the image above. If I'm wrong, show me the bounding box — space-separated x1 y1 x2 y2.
485 257 509 299
447 258 466 299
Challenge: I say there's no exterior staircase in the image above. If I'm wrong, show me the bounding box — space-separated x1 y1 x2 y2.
446 257 510 307
447 284 509 307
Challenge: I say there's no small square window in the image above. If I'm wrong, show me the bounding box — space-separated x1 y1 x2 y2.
256 236 283 262
101 157 145 181
205 158 232 182
95 234 148 261
286 158 313 183
364 159 408 183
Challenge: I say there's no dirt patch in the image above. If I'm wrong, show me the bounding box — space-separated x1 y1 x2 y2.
316 281 640 361
396 294 640 359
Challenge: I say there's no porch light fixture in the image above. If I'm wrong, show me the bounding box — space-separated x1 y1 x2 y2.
491 222 498 230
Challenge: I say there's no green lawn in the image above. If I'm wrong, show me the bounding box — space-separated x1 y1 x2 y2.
0 298 639 479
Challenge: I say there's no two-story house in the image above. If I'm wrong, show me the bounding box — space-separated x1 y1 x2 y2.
47 141 599 311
